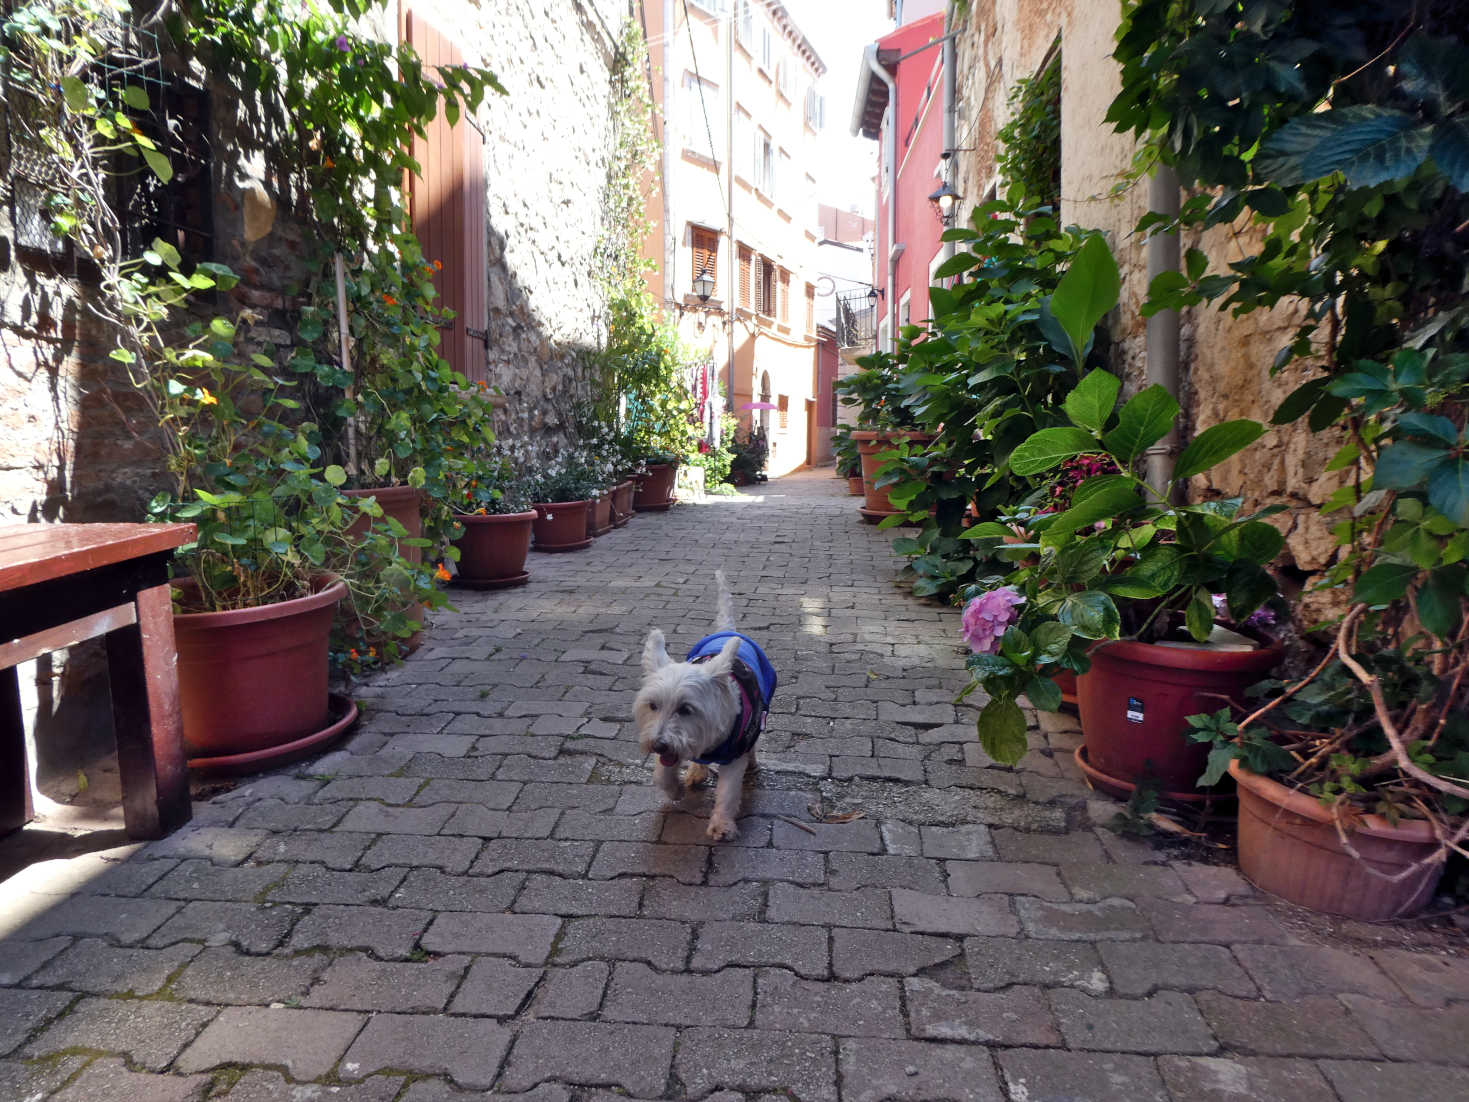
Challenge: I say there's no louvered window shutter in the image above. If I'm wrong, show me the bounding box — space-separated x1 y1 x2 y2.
407 8 488 384
738 246 752 309
691 227 717 292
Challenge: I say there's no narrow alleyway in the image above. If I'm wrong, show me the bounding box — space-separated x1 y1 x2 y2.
2 470 1466 1101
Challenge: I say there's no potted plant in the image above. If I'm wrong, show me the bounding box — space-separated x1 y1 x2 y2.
955 367 1284 798
529 457 599 552
446 439 537 589
634 450 682 511
836 358 935 522
833 424 864 495
728 425 769 487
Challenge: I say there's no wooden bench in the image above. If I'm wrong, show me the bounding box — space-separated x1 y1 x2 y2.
1 523 195 839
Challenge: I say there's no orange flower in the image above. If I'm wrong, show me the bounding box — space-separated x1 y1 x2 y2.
433 259 443 271
383 293 397 306
475 507 487 515
349 648 359 659
368 647 377 658
324 156 335 169
198 388 218 406
434 563 451 582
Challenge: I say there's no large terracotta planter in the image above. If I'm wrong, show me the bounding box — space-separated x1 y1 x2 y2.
343 484 423 564
531 500 592 552
852 430 934 524
173 575 357 772
612 480 636 527
1231 760 1443 920
590 491 614 537
1076 633 1282 798
1052 667 1079 709
846 475 864 496
452 510 535 589
634 463 679 511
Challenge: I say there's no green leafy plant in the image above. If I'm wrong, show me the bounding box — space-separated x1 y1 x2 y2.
995 51 1061 209
833 424 862 479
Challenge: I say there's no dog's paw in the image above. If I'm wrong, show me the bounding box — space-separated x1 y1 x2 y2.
683 762 711 788
706 814 738 842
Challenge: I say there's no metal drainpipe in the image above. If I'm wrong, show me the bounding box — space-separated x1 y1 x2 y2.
864 47 898 350
724 4 735 445
1144 164 1181 496
941 3 957 265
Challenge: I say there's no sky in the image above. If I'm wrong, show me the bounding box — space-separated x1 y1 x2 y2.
783 0 893 213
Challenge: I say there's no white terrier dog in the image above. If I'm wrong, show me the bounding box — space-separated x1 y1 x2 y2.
634 570 777 841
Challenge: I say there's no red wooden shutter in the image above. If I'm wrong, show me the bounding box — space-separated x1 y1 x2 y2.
407 9 488 384
738 246 752 309
691 226 718 291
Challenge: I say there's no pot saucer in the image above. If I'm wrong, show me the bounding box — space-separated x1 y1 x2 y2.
187 693 359 775
1074 745 1231 806
454 571 530 590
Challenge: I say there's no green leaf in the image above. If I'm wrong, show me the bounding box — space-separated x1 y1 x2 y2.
1222 520 1285 565
1198 744 1236 788
1258 105 1427 188
1172 420 1265 481
1008 427 1100 476
1056 591 1121 639
1354 562 1421 606
1428 457 1469 526
122 85 150 110
209 317 236 339
1375 441 1448 491
1224 561 1277 621
1272 377 1328 424
1102 385 1179 464
139 146 174 183
60 75 89 113
1063 369 1121 433
151 238 182 269
1185 588 1215 641
1428 118 1469 192
959 521 1011 541
976 697 1029 766
1047 477 1141 533
1047 234 1120 368
1031 621 1074 660
1397 413 1460 447
1024 675 1063 712
1417 571 1463 640
324 464 348 487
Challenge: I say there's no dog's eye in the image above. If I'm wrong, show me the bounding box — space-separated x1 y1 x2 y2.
676 704 693 717
647 702 659 712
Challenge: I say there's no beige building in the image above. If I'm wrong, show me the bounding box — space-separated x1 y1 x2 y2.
642 0 827 477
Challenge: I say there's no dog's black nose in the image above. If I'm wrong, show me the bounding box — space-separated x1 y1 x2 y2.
651 739 670 755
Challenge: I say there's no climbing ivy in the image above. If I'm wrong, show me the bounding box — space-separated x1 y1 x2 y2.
995 50 1060 209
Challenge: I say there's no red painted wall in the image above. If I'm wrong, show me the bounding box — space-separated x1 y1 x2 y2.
874 13 947 329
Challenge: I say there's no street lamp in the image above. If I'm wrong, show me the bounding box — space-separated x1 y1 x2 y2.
928 180 961 226
693 268 715 303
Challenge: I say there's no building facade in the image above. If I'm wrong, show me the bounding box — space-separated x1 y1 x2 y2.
642 0 827 477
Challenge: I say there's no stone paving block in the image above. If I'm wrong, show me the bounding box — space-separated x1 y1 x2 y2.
339 1013 511 1090
1195 992 1380 1057
401 1083 571 1102
756 970 904 1037
552 917 690 969
472 837 595 878
1098 940 1257 997
76 857 178 897
998 1049 1169 1102
831 756 925 782
964 937 1110 994
891 889 1019 936
1170 861 1255 903
442 806 562 838
358 833 481 873
287 904 432 960
146 901 303 953
828 852 945 893
216 1068 405 1101
337 802 455 835
708 846 824 886
1050 988 1216 1053
142 826 272 865
589 840 708 883
269 865 407 905
169 944 324 1006
528 962 609 1019
412 780 526 808
0 987 74 1057
640 879 763 921
175 1005 365 1079
692 920 828 979
449 956 542 1016
404 753 506 781
992 827 1105 864
14 893 182 944
831 928 959 979
475 734 565 757
0 1055 88 1101
497 754 595 783
1319 1059 1469 1102
233 798 346 831
1016 897 1151 941
514 873 643 916
0 936 68 984
918 824 996 859
24 996 215 1070
313 777 423 804
252 830 373 870
946 860 1069 901
1158 1055 1337 1102
1370 948 1469 1007
602 961 753 1026
422 912 561 963
147 859 290 902
1138 898 1293 943
385 733 476 757
1339 994 1469 1064
839 1037 1002 1102
1059 862 1191 902
678 1027 837 1102
1233 944 1403 1001
304 952 467 1012
880 820 922 855
660 812 772 848
770 818 882 852
24 937 197 997
554 809 662 841
46 1056 211 1102
512 782 618 811
501 1020 675 1097
390 869 523 912
904 978 1061 1045
766 883 892 929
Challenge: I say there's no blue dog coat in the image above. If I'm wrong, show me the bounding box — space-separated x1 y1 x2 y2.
685 631 777 766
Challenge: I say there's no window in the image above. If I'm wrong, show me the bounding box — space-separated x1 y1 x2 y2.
738 245 753 309
777 394 789 431
778 269 791 323
756 131 776 195
898 291 911 331
777 57 798 101
805 282 815 333
759 25 773 73
690 225 718 294
682 72 721 158
735 0 754 48
757 256 775 317
804 87 825 130
689 0 727 12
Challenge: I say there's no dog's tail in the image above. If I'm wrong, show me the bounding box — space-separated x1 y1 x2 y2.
714 569 735 632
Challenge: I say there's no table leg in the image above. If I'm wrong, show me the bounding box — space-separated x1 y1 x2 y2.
1 665 33 834
105 583 191 839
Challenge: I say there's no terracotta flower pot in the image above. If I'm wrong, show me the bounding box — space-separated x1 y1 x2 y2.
846 475 865 496
173 575 356 772
851 430 934 524
612 480 635 527
1231 760 1443 920
343 484 425 650
1051 667 1078 709
451 510 536 589
590 491 614 537
634 463 679 511
531 500 592 552
1076 633 1282 798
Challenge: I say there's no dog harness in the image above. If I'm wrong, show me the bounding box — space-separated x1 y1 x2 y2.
685 631 777 766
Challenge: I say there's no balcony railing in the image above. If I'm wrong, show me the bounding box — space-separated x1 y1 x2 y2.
836 289 876 350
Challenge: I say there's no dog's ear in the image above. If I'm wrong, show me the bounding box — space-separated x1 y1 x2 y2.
703 635 742 676
642 629 670 675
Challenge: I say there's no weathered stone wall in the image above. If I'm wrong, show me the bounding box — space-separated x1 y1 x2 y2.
952 0 1345 600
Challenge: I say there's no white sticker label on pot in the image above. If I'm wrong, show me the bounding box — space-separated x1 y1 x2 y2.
1126 697 1144 724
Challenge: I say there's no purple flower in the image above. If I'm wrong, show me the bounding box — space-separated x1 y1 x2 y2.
961 587 1025 654
335 35 350 52
1212 593 1277 631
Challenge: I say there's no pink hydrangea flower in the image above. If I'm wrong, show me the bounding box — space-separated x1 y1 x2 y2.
961 586 1025 654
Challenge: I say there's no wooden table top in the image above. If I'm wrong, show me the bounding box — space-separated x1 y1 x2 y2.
0 523 196 593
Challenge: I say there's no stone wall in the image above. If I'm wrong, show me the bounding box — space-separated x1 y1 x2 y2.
951 0 1344 605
